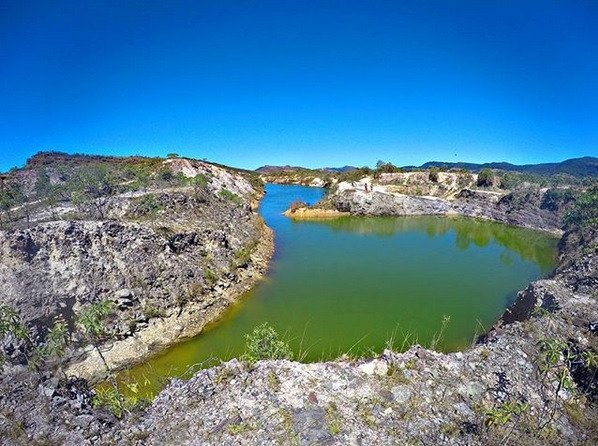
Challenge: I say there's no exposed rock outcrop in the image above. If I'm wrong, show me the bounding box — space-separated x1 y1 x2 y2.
0 154 272 380
323 181 571 234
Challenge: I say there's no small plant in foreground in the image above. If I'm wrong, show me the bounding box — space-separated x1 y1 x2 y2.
243 322 293 362
484 400 529 427
326 402 342 435
429 315 451 351
29 318 69 371
0 305 31 367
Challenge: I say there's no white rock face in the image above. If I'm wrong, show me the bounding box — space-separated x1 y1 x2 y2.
309 177 325 187
164 158 254 196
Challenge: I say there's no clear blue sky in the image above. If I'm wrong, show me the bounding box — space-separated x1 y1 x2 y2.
1 0 597 172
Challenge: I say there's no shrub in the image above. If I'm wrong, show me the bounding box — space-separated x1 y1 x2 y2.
203 268 218 286
338 167 371 183
166 153 179 158
190 173 208 188
219 188 242 204
477 168 494 187
374 160 401 177
139 193 163 216
428 167 439 183
540 188 575 211
457 171 473 188
77 300 113 339
29 318 69 370
564 184 598 228
243 323 293 362
0 305 30 367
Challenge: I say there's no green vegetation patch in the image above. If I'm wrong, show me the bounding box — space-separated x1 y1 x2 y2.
219 188 243 204
564 184 598 228
243 322 293 362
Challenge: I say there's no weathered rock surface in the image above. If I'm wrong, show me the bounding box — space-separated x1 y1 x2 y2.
0 368 115 445
1 156 595 445
0 155 272 380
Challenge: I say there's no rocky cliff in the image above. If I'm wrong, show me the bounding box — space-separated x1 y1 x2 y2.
320 174 575 234
0 153 272 379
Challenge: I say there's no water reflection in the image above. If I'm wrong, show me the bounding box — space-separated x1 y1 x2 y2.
294 215 557 270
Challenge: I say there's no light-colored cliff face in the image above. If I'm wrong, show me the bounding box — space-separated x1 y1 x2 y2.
321 178 568 234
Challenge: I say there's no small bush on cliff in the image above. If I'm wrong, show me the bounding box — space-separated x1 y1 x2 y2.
0 305 30 367
243 323 293 362
564 184 598 228
477 168 494 187
219 188 242 204
29 318 69 370
428 167 440 183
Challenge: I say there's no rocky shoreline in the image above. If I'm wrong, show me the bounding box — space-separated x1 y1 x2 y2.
301 176 570 235
66 220 274 382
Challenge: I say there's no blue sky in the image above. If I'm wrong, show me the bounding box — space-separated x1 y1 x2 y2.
1 0 597 172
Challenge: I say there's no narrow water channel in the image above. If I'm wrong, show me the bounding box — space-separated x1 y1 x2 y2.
119 184 558 396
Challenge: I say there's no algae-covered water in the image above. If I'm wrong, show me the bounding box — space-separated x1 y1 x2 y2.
118 184 558 396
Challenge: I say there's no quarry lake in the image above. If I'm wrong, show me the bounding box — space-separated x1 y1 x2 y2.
122 184 558 395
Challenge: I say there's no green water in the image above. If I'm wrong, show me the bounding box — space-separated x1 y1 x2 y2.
118 184 558 396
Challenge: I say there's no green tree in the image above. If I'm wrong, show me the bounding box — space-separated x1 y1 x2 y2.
68 165 118 219
0 180 24 228
34 168 53 198
375 160 401 174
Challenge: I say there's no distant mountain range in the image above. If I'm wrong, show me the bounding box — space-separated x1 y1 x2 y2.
411 156 598 177
256 157 598 177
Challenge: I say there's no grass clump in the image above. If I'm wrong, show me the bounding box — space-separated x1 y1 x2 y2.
326 402 342 435
243 323 293 362
219 188 242 204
